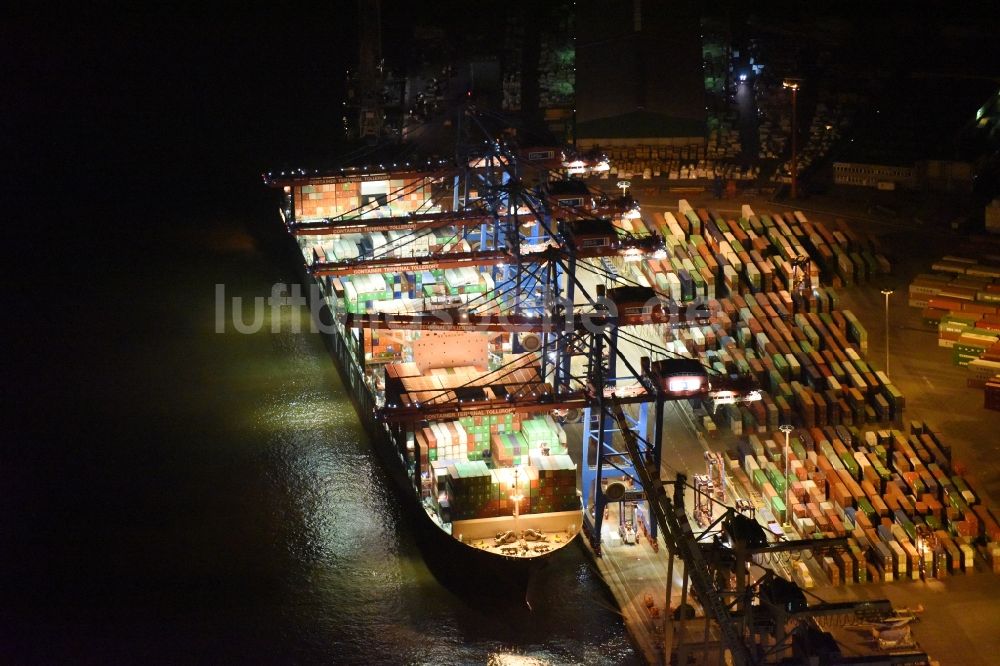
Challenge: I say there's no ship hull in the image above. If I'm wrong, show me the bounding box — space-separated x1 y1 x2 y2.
284 231 578 600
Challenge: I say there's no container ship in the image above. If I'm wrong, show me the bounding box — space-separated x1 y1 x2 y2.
262 145 627 593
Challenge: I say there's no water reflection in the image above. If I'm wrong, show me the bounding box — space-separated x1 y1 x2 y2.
165 219 641 664
247 271 641 664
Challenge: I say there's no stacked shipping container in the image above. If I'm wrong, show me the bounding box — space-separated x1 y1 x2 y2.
434 454 578 521
907 256 1000 397
294 177 431 220
632 205 1000 581
415 411 573 521
732 422 1000 581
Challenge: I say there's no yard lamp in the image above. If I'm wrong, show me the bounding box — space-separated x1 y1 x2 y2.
881 289 894 378
782 80 801 199
779 424 794 526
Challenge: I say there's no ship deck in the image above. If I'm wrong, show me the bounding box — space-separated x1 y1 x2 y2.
452 509 584 559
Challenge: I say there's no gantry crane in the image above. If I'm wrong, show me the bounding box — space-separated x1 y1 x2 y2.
299 120 760 662
275 111 926 665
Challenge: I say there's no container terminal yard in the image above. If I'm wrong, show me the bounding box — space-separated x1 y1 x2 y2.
264 128 1000 665
254 2 1000 664
12 1 1000 664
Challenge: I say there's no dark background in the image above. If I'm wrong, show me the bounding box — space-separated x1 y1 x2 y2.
4 7 356 661
3 3 998 663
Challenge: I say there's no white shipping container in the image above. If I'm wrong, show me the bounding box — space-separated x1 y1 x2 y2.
360 179 389 195
890 541 907 577
667 273 682 301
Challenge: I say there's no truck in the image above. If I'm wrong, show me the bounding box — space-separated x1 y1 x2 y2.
619 502 638 545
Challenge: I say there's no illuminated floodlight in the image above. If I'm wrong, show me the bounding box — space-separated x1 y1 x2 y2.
745 390 762 403
668 376 704 394
592 159 611 172
712 390 736 405
653 249 668 260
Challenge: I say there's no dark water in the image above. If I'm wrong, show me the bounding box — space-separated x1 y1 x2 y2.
6 189 638 664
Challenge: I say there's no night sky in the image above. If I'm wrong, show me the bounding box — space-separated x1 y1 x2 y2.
8 8 352 210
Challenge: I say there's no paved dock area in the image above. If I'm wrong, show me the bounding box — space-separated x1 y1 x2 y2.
580 499 729 666
815 573 1000 666
577 400 737 666
580 504 671 666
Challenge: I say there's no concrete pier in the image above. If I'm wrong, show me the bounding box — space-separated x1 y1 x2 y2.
581 501 671 665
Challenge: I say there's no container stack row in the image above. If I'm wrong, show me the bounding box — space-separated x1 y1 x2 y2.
913 286 1000 324
330 267 496 314
415 414 512 465
908 257 1000 313
926 302 1000 369
433 454 578 521
795 219 881 288
598 144 757 182
651 292 897 433
530 454 580 514
415 412 571 520
437 461 502 521
642 209 803 303
642 205 887 307
905 256 1000 397
731 422 1000 581
295 178 431 220
490 417 569 467
706 123 743 162
910 276 1000 312
413 410 569 466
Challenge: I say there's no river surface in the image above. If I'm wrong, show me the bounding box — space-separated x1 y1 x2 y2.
7 192 639 665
